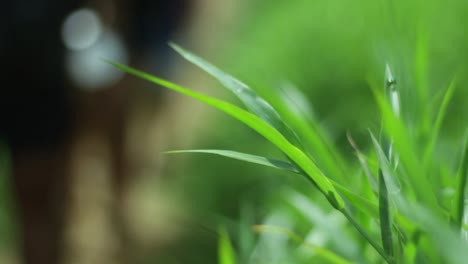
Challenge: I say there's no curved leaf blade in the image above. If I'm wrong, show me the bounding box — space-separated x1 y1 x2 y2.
170 43 302 148
165 149 299 173
369 81 439 210
167 149 378 217
453 131 468 230
109 61 344 209
423 77 457 166
331 180 379 218
379 169 394 258
370 131 401 196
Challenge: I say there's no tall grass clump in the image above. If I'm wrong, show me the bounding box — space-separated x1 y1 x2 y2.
111 42 468 263
109 0 468 248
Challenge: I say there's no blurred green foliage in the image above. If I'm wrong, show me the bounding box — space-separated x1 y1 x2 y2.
225 0 468 137
165 0 468 263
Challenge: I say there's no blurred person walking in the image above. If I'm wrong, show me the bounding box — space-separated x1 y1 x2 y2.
0 0 191 263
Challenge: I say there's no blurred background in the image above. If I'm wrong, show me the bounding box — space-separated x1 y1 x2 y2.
1 0 468 263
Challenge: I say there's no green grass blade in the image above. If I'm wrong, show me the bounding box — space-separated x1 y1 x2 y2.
253 225 354 264
219 227 237 264
423 77 457 166
379 169 394 258
109 61 345 209
415 30 431 136
167 149 377 217
328 180 378 217
384 64 399 117
453 132 468 230
369 81 439 209
347 132 378 193
370 132 401 195
166 150 379 217
275 83 347 182
165 149 299 173
341 209 395 264
405 203 468 264
170 43 302 148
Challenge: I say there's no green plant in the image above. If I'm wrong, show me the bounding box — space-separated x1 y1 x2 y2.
110 43 467 263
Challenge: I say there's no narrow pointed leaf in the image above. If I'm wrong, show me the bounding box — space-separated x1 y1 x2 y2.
379 169 394 258
331 180 379 217
453 132 468 229
166 149 377 216
423 77 457 166
219 227 237 264
341 209 394 264
347 132 379 193
405 203 468 264
370 132 401 195
165 149 299 173
369 80 438 209
109 61 344 209
275 83 347 181
170 43 302 148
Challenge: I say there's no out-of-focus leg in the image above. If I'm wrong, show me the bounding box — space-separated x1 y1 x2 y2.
12 146 69 264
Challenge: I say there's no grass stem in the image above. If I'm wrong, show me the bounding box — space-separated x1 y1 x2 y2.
341 209 395 264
